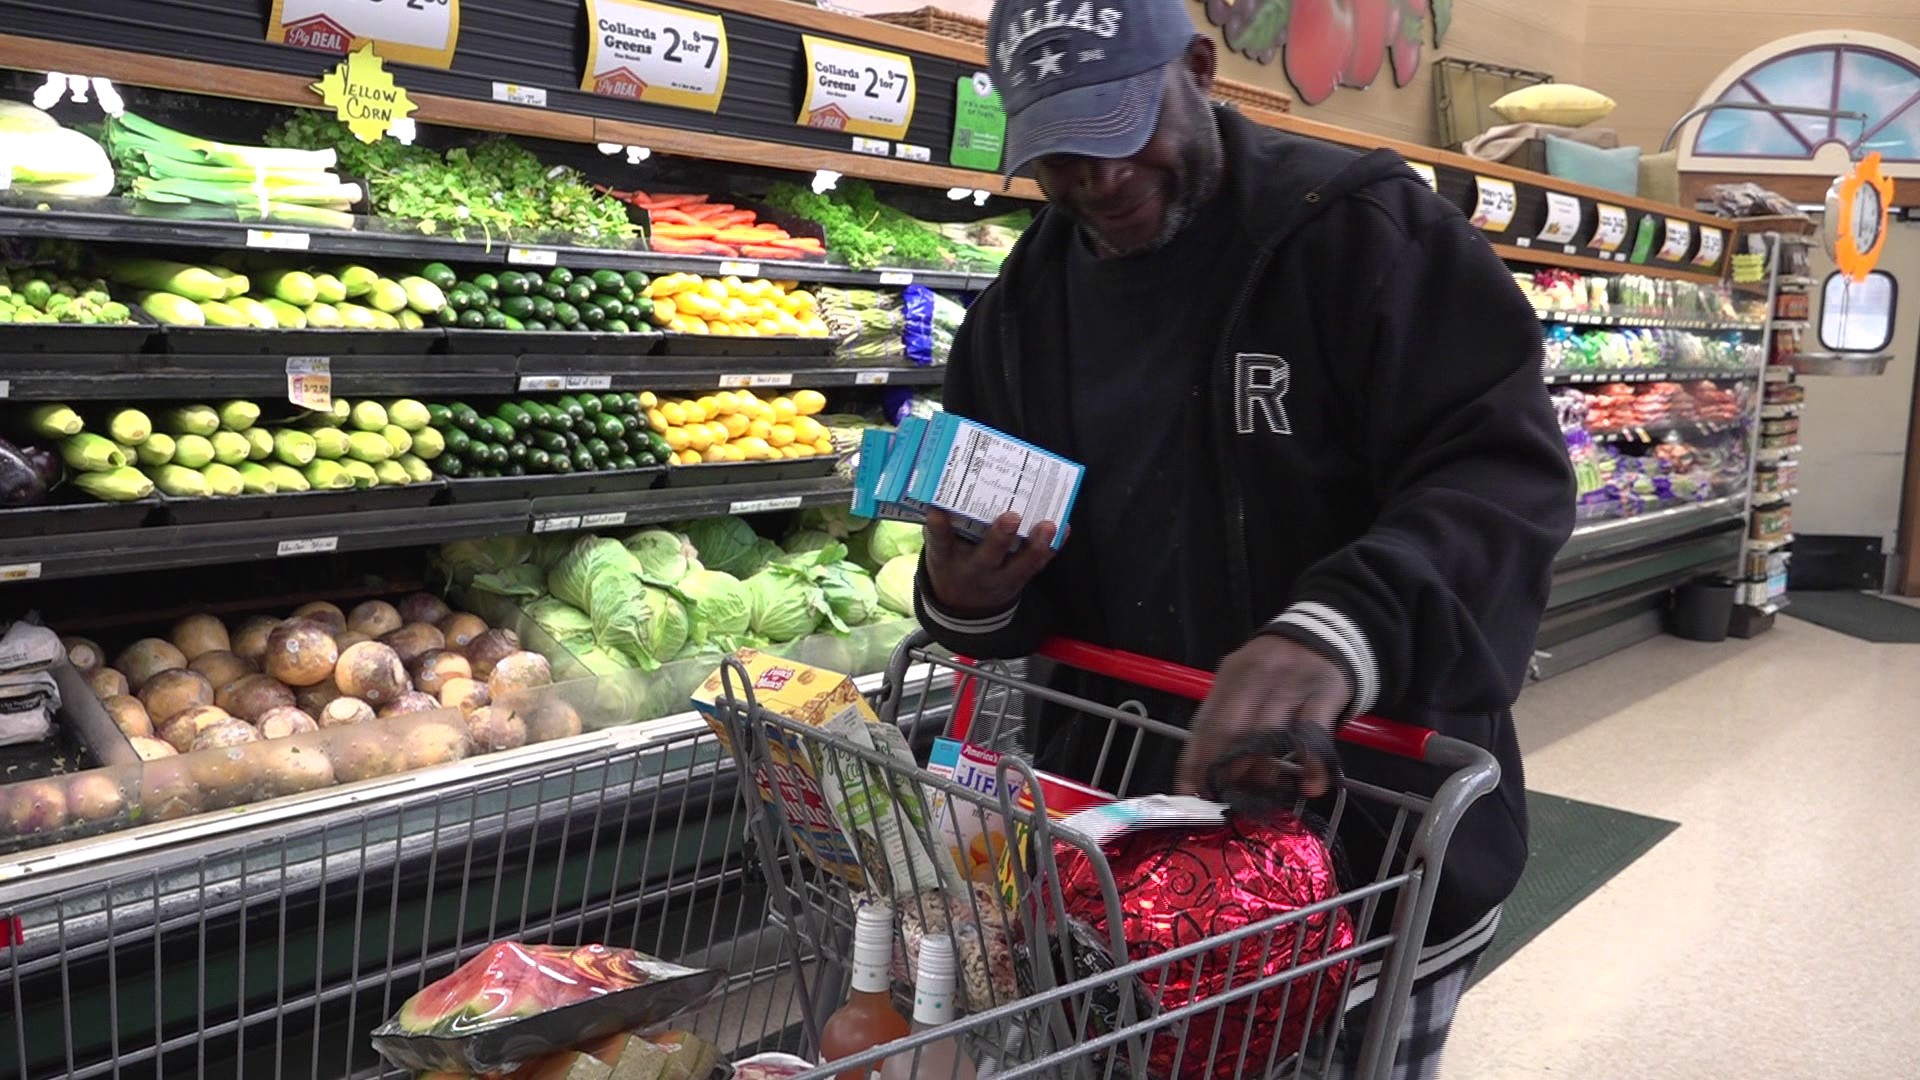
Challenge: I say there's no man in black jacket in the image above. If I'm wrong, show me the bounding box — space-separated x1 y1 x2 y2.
914 0 1575 1075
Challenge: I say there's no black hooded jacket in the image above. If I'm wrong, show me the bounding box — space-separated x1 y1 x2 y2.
914 106 1576 968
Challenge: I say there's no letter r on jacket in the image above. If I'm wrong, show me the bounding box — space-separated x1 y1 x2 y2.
1234 353 1291 435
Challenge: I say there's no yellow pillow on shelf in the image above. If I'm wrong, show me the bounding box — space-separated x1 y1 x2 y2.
1491 84 1617 127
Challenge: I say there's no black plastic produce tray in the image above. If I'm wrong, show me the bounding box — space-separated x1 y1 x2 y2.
440 328 663 356
4 319 162 354
162 327 445 355
662 457 838 487
0 495 163 539
441 467 664 503
158 480 446 524
654 333 830 359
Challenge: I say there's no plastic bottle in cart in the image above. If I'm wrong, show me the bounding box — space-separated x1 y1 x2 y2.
879 934 977 1080
819 904 911 1079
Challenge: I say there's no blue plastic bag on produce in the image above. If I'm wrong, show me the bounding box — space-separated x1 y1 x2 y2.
901 284 937 367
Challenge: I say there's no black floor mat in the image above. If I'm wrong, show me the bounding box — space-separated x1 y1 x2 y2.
1784 590 1920 643
1472 790 1678 984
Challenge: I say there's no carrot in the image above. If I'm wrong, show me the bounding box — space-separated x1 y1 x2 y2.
690 239 739 257
767 236 825 252
649 236 714 255
651 223 720 240
713 226 785 244
711 210 759 227
648 208 702 226
682 202 735 220
646 193 709 209
740 243 806 261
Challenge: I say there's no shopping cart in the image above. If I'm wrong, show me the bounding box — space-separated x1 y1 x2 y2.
712 632 1501 1080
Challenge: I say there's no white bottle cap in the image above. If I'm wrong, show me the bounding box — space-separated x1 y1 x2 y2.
911 934 958 1024
850 903 894 992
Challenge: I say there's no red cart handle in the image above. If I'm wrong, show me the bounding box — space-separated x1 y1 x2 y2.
950 637 1434 762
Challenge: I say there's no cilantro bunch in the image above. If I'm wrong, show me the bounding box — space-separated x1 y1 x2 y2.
764 179 961 270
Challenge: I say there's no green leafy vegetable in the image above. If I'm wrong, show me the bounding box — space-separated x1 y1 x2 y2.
624 528 698 586
676 568 752 645
876 555 916 616
547 536 639 613
678 515 761 576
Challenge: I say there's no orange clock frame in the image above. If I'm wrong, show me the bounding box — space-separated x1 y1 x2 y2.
1832 152 1896 282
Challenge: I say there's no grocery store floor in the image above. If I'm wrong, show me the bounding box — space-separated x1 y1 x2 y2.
1449 612 1920 1078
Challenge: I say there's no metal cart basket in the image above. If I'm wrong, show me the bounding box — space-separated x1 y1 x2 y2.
711 633 1501 1080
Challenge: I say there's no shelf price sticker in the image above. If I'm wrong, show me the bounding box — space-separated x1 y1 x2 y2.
1656 218 1693 262
532 515 583 535
729 495 803 515
1470 176 1517 233
1408 162 1438 191
1693 226 1725 268
269 0 461 69
855 370 891 385
247 229 312 251
1538 192 1582 248
0 563 42 583
508 247 558 267
277 537 339 557
718 372 794 388
580 511 629 529
798 35 916 142
582 0 729 112
878 270 914 286
287 356 332 412
1590 204 1629 253
492 82 548 108
717 260 760 277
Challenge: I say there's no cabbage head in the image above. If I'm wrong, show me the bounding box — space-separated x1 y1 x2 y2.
571 646 634 675
469 563 546 600
736 537 785 579
875 555 916 616
591 573 690 670
529 533 577 570
680 515 759 576
524 597 594 651
548 537 639 613
817 561 880 630
866 521 923 564
435 535 531 585
782 529 837 557
797 506 872 539
625 528 699 585
676 568 751 645
745 568 826 643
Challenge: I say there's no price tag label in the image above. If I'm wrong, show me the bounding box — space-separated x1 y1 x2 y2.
564 374 613 390
1657 218 1693 262
287 356 332 412
1470 176 1517 233
581 0 728 112
492 82 547 107
268 0 460 69
950 72 1005 173
1538 192 1582 246
718 372 794 388
1408 162 1438 191
247 228 312 250
0 563 43 583
894 143 930 162
855 370 891 385
277 537 339 557
798 35 916 141
717 260 760 277
508 247 558 267
729 495 803 515
580 511 629 529
1514 237 1532 248
1693 226 1725 268
0 380 12 399
851 136 891 157
1589 207 1628 252
878 270 914 286
532 515 583 534
519 375 566 391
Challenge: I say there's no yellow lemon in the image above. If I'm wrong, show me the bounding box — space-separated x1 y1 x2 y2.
647 408 669 433
685 425 713 452
722 412 750 439
737 436 772 459
676 448 702 465
663 427 691 452
678 399 706 424
703 278 728 301
705 420 730 445
703 444 728 463
769 423 796 448
772 397 798 420
721 443 747 462
661 401 686 426
793 389 827 416
781 445 806 459
638 391 658 408
747 419 773 441
686 318 710 335
813 437 835 455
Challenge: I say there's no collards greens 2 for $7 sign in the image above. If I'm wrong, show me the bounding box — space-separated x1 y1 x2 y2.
798 36 916 142
582 0 729 112
269 0 460 69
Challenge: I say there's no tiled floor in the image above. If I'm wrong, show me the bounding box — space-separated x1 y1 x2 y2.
1448 615 1920 1078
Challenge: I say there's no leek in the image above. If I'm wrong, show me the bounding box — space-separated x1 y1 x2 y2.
108 111 336 172
130 176 361 209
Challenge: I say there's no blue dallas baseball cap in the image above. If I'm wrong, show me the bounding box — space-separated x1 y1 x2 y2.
986 0 1196 178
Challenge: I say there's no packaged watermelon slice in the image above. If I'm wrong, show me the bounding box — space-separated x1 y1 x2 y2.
370 941 726 1074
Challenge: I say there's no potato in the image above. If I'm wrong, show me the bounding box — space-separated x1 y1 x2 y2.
397 592 452 627
1 779 69 834
334 629 374 651
86 666 129 700
320 696 377 728
410 649 472 696
335 641 409 705
466 706 527 753
289 601 346 636
527 701 583 744
294 675 343 716
159 705 235 753
378 691 441 720
440 612 489 652
138 668 215 726
255 742 337 797
488 652 553 699
170 613 231 661
327 727 405 783
192 719 260 751
129 736 178 761
399 720 474 771
380 622 446 668
346 600 403 638
264 621 339 687
466 629 522 679
65 772 128 824
186 745 264 808
439 677 490 716
62 636 104 675
258 707 319 740
231 615 279 662
216 675 296 723
115 637 187 693
190 649 256 690
104 695 154 739
137 758 203 821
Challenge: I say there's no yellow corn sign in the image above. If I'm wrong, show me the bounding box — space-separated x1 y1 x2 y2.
312 44 420 144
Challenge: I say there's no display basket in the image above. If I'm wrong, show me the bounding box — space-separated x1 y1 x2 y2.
708 632 1501 1080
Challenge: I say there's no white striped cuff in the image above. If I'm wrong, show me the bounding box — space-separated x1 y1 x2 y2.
1269 601 1379 718
917 581 1020 636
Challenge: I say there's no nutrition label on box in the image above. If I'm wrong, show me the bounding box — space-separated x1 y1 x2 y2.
927 422 1078 537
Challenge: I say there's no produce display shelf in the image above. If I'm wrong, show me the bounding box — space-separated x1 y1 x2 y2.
528 474 852 535
1588 419 1745 445
1544 367 1762 385
1556 494 1748 569
1540 312 1766 333
0 204 993 292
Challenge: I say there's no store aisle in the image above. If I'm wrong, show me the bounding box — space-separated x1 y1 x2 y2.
1449 616 1920 1078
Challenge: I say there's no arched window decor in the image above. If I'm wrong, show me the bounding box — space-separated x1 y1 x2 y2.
1692 42 1920 163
